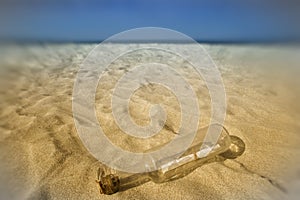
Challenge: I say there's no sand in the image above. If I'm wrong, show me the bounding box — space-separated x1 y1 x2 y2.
0 43 300 200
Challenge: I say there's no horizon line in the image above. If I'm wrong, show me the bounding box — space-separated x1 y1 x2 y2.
1 38 300 45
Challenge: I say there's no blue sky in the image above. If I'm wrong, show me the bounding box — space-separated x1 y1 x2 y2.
0 0 299 42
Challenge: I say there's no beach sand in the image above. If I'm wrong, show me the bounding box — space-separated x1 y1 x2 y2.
0 43 300 199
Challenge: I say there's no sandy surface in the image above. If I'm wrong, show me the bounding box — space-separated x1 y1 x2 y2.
0 43 300 199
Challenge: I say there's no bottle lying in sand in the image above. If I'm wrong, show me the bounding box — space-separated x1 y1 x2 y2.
96 124 245 195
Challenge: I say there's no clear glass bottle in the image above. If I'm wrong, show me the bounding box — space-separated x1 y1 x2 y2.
96 124 245 195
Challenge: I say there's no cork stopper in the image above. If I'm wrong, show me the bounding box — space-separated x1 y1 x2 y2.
98 174 120 195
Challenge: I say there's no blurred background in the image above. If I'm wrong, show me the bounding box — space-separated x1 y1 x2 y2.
0 0 300 43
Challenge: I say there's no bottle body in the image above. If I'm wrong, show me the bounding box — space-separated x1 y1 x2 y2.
96 124 245 194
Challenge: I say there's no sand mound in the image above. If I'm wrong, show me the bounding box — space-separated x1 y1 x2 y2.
0 44 300 199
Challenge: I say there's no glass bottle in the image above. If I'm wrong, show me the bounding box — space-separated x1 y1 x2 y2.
96 124 245 195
